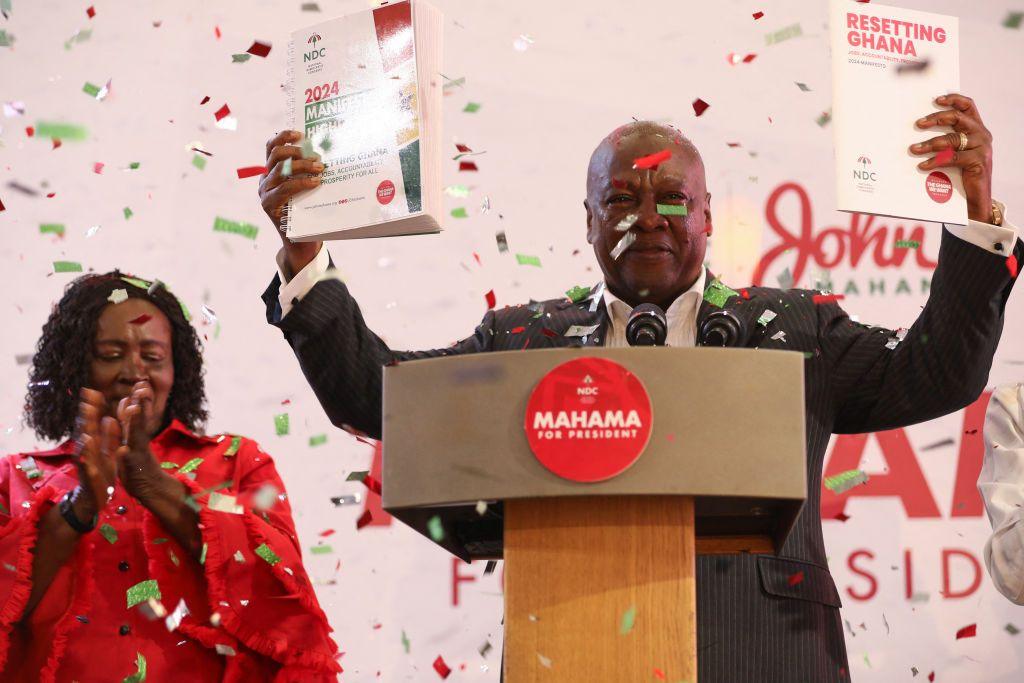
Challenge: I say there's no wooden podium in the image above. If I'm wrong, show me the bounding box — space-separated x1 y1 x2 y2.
382 348 806 682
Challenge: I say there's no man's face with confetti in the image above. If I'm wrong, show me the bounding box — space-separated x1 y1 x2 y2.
585 124 711 309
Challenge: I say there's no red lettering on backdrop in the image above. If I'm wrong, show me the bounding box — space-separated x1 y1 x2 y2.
941 549 982 599
752 182 937 286
950 391 993 517
846 549 878 601
820 430 940 519
451 557 476 606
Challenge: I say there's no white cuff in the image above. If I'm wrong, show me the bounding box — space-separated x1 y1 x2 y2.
276 244 331 318
944 201 1018 256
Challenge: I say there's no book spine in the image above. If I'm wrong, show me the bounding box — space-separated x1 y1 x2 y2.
280 37 296 238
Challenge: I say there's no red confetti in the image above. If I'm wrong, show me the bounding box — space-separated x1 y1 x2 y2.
743 53 757 63
739 288 751 299
928 674 935 682
788 571 805 586
45 192 56 198
0 197 5 212
129 314 153 325
955 623 977 640
247 40 272 58
214 103 231 121
362 475 382 495
86 6 95 18
472 252 481 266
1007 254 1019 278
356 510 373 530
833 512 850 522
812 294 845 305
455 143 472 153
935 148 954 165
93 162 105 174
541 328 557 338
458 160 478 172
25 126 34 137
319 529 335 537
692 98 710 117
52 138 62 150
214 26 222 39
484 289 496 309
752 11 764 19
510 326 526 334
632 149 672 170
727 142 741 148
236 165 267 179
653 668 666 680
199 95 210 105
281 399 291 405
432 656 451 679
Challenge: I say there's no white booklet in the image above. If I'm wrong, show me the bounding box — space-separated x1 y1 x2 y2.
829 0 967 225
284 0 443 241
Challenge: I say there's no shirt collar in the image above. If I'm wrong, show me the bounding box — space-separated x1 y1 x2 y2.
601 268 708 326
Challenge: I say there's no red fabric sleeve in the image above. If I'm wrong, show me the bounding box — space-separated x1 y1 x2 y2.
141 438 341 682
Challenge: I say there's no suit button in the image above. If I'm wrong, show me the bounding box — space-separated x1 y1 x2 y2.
119 624 131 636
118 561 129 572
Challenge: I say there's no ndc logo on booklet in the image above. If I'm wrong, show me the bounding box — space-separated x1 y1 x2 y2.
853 155 878 193
304 33 326 62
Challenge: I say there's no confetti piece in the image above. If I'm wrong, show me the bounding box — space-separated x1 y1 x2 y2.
208 492 243 514
752 11 764 19
273 413 290 436
444 184 470 197
362 475 382 495
565 324 599 337
619 605 636 635
653 668 666 680
247 40 272 57
99 523 118 544
433 655 452 679
765 23 803 45
53 261 83 273
516 254 541 267
610 231 636 260
0 30 15 47
255 543 281 566
833 512 850 522
816 110 832 127
402 630 411 653
35 121 88 141
495 231 509 253
427 515 444 542
513 34 534 51
788 571 804 586
165 599 189 632
566 285 591 303
1004 11 1023 29
485 290 496 309
127 579 161 609
703 279 739 308
537 653 552 668
310 544 334 555
935 148 954 165
955 623 977 639
122 653 147 683
123 206 134 220
656 204 688 216
772 330 787 343
82 82 101 98
757 310 777 327
177 457 204 474
459 160 478 172
215 644 236 657
475 500 488 515
615 213 638 231
812 294 844 305
479 640 493 657
346 470 369 482
214 104 230 121
235 165 266 179
1007 254 1019 278
1006 623 1020 635
129 314 152 326
39 223 65 237
192 154 207 171
451 207 468 218
308 434 327 447
463 102 481 113
632 150 671 170
213 216 259 240
795 82 811 92
281 158 293 177
895 240 920 249
692 98 710 116
896 59 931 74
824 469 869 494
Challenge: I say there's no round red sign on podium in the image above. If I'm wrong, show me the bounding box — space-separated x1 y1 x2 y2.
524 357 653 483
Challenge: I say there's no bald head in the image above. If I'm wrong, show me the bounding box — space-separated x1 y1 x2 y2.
587 121 704 199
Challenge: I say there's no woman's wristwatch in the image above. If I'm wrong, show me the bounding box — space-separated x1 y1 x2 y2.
59 488 98 533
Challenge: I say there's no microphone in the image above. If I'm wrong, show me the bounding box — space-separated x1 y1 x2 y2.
699 309 748 347
626 304 668 346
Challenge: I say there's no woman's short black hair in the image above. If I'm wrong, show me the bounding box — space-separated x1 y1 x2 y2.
25 271 208 442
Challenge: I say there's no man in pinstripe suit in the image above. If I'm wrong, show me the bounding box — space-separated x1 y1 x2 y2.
257 93 1021 681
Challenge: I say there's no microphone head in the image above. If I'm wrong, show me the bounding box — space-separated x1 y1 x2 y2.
699 309 747 347
626 303 668 346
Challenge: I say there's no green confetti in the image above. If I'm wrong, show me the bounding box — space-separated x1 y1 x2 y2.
224 435 242 456
63 29 92 50
255 542 281 566
35 121 88 141
98 523 118 544
309 544 334 555
126 579 161 609
816 110 832 128
656 204 688 216
824 469 869 494
450 207 469 218
160 461 179 469
123 206 133 220
39 223 66 236
168 548 180 567
703 279 739 308
565 285 592 303
231 53 252 63
619 605 637 635
308 434 327 447
346 470 369 482
129 162 141 170
274 413 290 436
53 261 83 273
213 216 258 240
516 254 542 267
0 30 15 48
152 537 169 545
199 543 208 565
427 515 444 542
765 23 803 45
1004 11 1023 29
463 102 481 113
895 240 920 249
401 629 411 654
191 154 207 171
82 82 101 98
444 184 470 198
178 457 204 474
122 653 147 683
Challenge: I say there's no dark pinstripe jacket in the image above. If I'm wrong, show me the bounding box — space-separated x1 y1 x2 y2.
264 228 1022 682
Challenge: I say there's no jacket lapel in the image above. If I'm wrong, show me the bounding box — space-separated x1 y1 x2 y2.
695 272 769 348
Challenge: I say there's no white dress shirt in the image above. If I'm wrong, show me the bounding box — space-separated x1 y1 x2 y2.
978 383 1024 604
275 209 1018 341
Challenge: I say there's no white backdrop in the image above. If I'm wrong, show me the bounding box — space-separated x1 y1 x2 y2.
1 0 1022 680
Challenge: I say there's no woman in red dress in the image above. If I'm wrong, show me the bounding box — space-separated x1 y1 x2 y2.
0 272 341 682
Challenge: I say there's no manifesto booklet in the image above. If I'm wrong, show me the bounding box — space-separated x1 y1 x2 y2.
284 0 443 241
829 0 967 225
